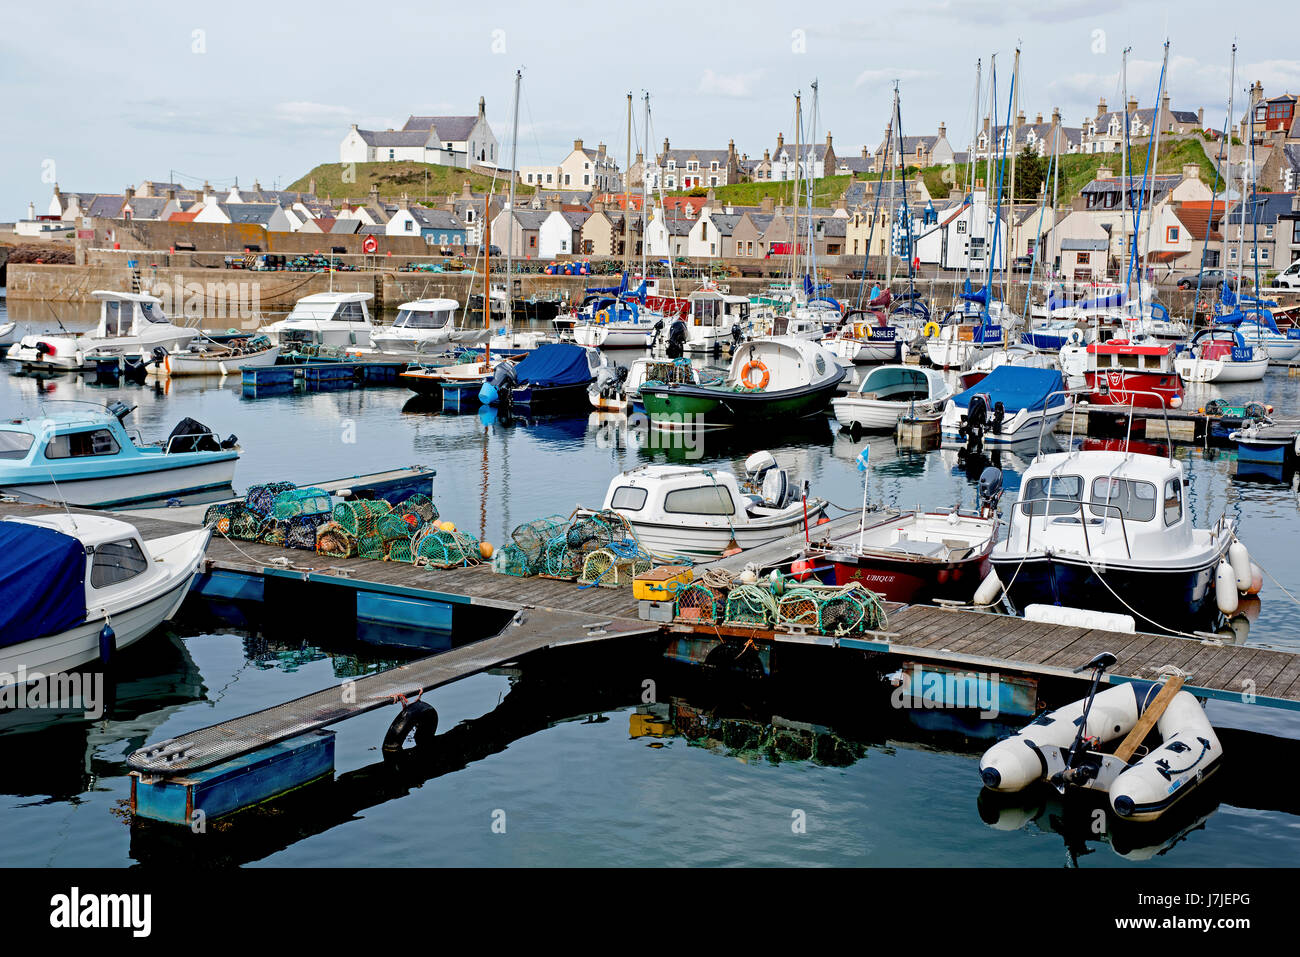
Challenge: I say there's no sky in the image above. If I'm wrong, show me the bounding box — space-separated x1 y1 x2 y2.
2 0 1297 218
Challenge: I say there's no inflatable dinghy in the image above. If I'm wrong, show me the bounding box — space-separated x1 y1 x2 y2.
978 653 1221 823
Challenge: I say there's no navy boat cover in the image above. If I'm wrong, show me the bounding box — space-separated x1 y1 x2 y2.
952 366 1067 413
512 344 594 388
0 522 87 648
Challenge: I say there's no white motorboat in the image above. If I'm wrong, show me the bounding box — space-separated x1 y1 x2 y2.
941 366 1071 447
823 311 903 365
989 443 1242 632
0 321 17 348
148 335 280 377
261 291 376 352
832 365 951 432
600 451 825 558
682 284 753 351
7 291 199 372
1174 328 1269 384
0 404 240 508
372 298 458 352
0 513 211 685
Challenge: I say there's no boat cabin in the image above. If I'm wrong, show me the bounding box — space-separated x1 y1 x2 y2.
1086 341 1177 373
1008 449 1193 562
603 462 790 522
92 290 175 339
855 365 947 402
4 513 156 602
727 338 835 392
689 287 750 329
283 292 373 325
392 298 457 332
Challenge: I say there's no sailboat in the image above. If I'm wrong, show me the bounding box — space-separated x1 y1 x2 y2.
573 94 668 350
1174 44 1270 384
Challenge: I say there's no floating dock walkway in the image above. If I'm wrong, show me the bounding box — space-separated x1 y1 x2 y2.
5 499 1300 826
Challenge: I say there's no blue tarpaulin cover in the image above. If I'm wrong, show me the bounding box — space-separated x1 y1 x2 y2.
952 366 1067 413
512 343 594 388
0 522 87 648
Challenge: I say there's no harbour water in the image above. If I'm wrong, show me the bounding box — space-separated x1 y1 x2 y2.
4 297 1300 867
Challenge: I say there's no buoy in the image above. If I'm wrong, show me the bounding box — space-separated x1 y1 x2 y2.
440 521 457 533
1169 395 1183 409
1248 561 1263 595
769 569 784 596
973 568 1002 606
1228 542 1251 592
1215 561 1239 615
98 623 116 667
791 559 814 582
479 541 494 560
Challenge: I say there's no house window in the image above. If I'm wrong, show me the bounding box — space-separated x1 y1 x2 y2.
546 174 553 183
1077 252 1091 264
405 220 413 231
529 235 536 248
710 177 718 186
1167 226 1180 243
561 240 568 252
388 149 395 160
584 175 589 185
564 174 570 185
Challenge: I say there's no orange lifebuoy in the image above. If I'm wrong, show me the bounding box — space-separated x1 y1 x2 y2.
741 360 770 390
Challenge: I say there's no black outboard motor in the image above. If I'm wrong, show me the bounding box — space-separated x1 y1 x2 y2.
989 400 1005 436
977 466 1003 515
489 360 517 390
730 323 743 348
666 319 687 359
960 393 991 454
649 318 665 348
106 401 135 423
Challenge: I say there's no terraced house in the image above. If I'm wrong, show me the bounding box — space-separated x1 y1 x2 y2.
645 139 742 190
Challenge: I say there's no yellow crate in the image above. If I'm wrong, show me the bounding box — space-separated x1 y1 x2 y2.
633 565 693 602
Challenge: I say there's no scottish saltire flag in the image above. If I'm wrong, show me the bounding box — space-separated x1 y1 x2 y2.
856 447 870 472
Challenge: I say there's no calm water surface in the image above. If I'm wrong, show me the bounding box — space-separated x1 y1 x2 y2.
3 295 1300 867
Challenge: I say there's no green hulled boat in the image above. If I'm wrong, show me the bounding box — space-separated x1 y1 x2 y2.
640 337 846 426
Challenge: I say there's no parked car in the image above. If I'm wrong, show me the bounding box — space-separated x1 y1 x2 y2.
1011 256 1034 274
1274 260 1300 289
477 244 502 257
1177 269 1253 290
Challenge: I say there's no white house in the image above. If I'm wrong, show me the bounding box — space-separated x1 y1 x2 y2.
538 210 589 258
340 98 498 167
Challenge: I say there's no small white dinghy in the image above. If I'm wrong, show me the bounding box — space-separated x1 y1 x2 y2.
979 653 1221 823
148 335 281 377
0 513 211 684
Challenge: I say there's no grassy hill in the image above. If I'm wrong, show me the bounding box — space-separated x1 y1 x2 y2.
668 174 855 208
287 162 533 202
920 136 1221 205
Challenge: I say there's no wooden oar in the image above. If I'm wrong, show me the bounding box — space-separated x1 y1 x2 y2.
1114 675 1185 764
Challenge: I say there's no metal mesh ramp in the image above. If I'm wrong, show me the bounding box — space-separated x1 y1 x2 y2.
128 611 654 776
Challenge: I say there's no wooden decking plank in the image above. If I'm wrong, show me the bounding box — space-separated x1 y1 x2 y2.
942 615 1036 654
1261 654 1300 699
1201 648 1266 692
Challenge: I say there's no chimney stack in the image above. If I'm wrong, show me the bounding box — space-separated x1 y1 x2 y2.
1097 97 1108 119
1097 166 1113 180
1127 96 1138 114
573 138 583 153
1182 164 1201 182
938 122 946 138
760 196 775 214
777 132 784 151
369 185 380 205
478 96 486 117
1035 113 1043 125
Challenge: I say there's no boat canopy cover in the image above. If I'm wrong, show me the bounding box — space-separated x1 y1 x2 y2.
952 365 1067 413
1079 291 1125 311
512 344 594 387
961 278 988 305
0 522 87 648
1215 306 1280 334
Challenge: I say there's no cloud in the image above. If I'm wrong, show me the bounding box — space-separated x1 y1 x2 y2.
698 69 762 98
910 0 1128 25
274 101 354 125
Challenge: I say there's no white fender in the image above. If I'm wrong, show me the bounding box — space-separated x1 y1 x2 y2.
979 685 1139 792
1248 561 1263 596
1215 561 1239 615
1110 691 1222 822
974 569 1002 606
1228 542 1251 592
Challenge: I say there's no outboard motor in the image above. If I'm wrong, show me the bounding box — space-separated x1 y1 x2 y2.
666 319 687 359
106 401 135 423
730 323 743 348
150 345 168 365
977 467 1003 515
649 318 664 347
591 365 623 400
989 400 1006 436
960 393 991 454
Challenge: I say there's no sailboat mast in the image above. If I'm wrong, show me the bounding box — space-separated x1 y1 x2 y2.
793 91 802 285
505 69 520 333
1227 43 1237 301
965 59 981 287
1139 40 1171 310
1121 47 1130 300
984 55 996 293
1008 46 1019 309
887 84 898 289
807 80 818 286
623 92 632 275
642 92 650 276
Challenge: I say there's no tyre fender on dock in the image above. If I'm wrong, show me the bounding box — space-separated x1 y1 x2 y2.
1109 691 1222 822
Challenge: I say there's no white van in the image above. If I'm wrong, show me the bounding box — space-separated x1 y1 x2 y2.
1276 260 1300 289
